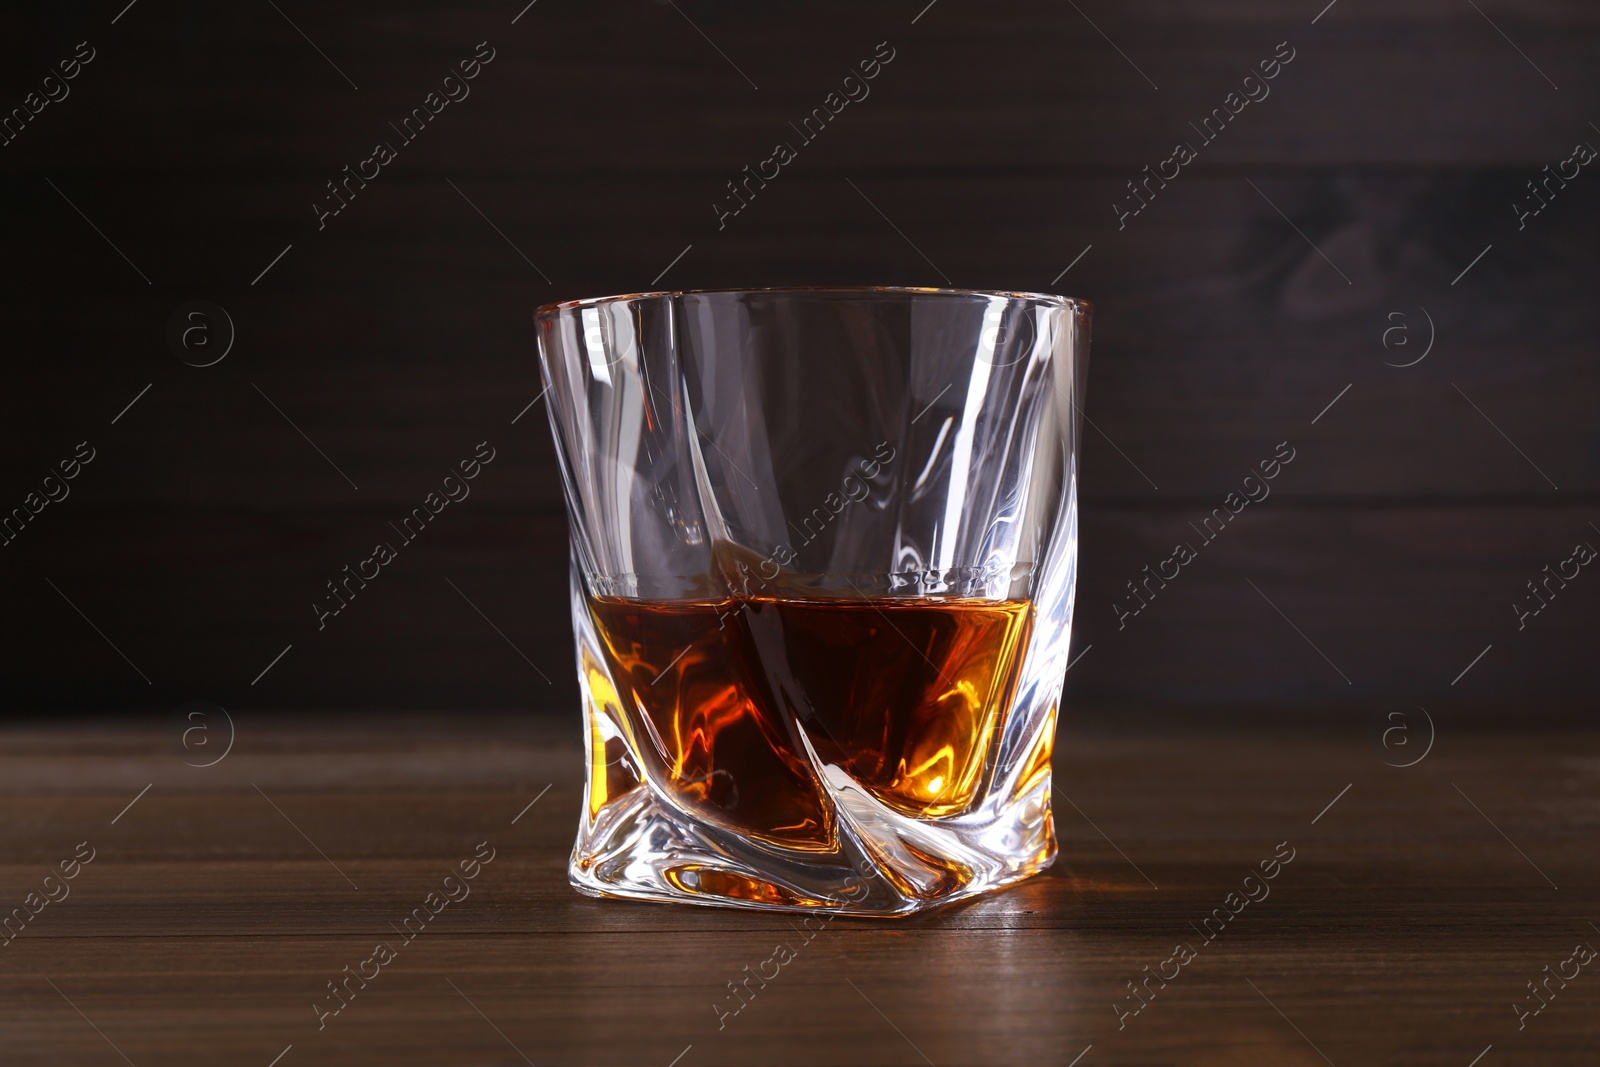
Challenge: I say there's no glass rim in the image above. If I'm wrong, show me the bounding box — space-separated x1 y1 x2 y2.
535 285 1091 321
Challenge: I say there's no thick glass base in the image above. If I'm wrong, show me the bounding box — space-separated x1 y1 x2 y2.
566 562 1066 916
569 749 1056 918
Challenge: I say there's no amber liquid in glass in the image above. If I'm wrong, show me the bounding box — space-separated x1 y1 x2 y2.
584 595 1033 851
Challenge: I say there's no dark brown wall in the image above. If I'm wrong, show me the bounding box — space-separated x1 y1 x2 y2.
2 1 1596 717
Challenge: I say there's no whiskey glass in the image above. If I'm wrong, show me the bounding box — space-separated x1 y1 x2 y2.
536 287 1089 915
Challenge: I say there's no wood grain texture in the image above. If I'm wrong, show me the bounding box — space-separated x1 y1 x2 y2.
1 0 1597 713
4 173 1596 506
5 2 1599 171
1 714 1596 1065
6 499 1600 711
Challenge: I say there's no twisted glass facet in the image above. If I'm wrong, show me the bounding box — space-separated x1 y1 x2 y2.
537 287 1089 916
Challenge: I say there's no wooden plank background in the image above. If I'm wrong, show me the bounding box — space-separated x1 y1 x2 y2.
1 0 1597 715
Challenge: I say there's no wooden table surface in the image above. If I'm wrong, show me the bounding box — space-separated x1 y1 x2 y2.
2 712 1595 1066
